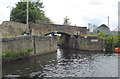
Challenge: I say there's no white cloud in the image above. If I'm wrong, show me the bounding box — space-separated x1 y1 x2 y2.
41 0 119 30
0 0 119 30
0 0 20 24
89 1 103 5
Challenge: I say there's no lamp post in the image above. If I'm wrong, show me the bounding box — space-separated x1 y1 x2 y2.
26 0 29 25
7 6 11 21
26 0 29 32
108 16 109 27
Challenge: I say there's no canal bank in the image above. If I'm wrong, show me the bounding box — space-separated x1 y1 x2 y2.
2 35 57 62
2 34 104 62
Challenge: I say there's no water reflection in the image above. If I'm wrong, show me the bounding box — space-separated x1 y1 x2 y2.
2 48 118 77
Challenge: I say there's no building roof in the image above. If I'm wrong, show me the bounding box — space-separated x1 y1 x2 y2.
97 24 110 30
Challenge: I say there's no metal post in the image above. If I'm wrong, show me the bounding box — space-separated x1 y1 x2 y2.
26 0 29 27
7 6 11 21
108 16 109 27
103 38 105 52
112 37 114 52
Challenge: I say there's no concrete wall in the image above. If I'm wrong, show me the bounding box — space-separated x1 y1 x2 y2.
2 36 34 54
2 35 57 56
34 36 57 55
2 21 28 36
59 35 103 51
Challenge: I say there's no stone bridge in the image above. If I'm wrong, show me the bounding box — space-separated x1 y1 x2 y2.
2 21 87 36
2 21 103 54
29 23 87 36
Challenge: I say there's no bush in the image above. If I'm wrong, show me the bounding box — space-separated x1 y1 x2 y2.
104 34 120 52
2 51 15 62
97 31 107 38
104 36 112 52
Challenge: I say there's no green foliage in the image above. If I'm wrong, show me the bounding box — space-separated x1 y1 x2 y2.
104 34 120 52
2 48 33 62
10 1 52 24
63 16 71 25
113 34 120 48
57 36 60 44
2 51 15 62
27 48 34 52
96 31 120 52
87 29 89 31
104 36 112 52
97 31 107 38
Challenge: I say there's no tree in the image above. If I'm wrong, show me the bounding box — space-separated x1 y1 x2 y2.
63 16 71 25
10 0 52 24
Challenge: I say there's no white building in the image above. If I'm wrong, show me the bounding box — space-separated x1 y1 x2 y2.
93 24 110 34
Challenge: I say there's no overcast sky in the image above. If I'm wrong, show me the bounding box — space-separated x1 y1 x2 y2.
0 0 119 30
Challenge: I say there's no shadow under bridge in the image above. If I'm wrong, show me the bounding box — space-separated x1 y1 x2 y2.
44 31 71 47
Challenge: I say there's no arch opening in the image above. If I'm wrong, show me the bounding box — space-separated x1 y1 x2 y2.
44 32 71 47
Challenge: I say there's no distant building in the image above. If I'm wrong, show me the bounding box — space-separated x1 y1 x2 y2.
88 23 97 32
93 24 110 34
112 26 120 31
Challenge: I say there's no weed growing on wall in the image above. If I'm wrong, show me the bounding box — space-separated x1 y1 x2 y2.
2 48 33 62
57 36 60 45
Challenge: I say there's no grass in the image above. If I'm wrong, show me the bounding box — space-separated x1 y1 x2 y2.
2 35 23 38
83 35 97 37
2 48 33 62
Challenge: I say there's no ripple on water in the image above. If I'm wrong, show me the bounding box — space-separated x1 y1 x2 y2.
2 48 118 77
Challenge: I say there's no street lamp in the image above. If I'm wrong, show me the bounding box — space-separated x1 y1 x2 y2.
7 6 11 21
26 0 29 25
26 0 29 32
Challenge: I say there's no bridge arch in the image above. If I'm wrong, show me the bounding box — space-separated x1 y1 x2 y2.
44 31 71 47
44 31 71 37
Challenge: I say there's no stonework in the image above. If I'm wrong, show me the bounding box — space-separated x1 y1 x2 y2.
2 21 28 36
2 35 57 55
2 21 103 57
59 35 103 51
29 23 87 36
2 21 87 36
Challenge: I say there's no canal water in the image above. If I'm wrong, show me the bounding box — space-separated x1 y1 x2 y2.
2 48 118 78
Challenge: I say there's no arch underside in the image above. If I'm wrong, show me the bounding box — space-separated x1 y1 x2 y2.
44 32 71 36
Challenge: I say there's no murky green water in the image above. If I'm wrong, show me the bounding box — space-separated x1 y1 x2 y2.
2 48 118 78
